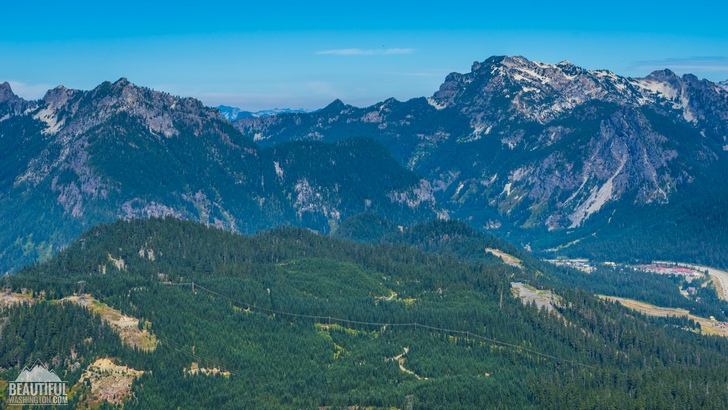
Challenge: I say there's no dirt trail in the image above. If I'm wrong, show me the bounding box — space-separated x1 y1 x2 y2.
385 347 426 380
380 291 397 301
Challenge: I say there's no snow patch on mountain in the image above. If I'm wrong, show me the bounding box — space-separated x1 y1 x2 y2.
569 156 627 228
274 161 284 179
426 97 447 110
633 75 697 123
635 79 679 100
33 106 64 134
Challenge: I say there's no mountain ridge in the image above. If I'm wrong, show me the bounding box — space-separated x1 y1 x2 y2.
234 55 728 262
0 79 438 272
2 55 728 271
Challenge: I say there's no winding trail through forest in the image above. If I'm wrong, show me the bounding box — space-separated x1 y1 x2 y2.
386 347 426 380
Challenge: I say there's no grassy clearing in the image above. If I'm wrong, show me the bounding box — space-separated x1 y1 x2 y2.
599 295 728 337
486 248 523 269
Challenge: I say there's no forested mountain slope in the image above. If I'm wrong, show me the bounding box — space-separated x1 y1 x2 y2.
3 218 728 408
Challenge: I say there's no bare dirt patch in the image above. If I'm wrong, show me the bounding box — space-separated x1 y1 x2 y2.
374 291 417 306
486 248 523 269
107 254 126 271
75 358 144 406
511 282 561 312
62 295 158 351
0 292 35 309
184 362 230 378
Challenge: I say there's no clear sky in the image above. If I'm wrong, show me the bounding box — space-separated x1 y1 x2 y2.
2 1 727 111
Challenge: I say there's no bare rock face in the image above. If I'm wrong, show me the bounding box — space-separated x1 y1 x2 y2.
34 78 220 139
0 82 17 103
0 82 36 117
14 78 232 214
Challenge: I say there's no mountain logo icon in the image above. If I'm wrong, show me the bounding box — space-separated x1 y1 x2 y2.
7 361 68 406
13 363 63 383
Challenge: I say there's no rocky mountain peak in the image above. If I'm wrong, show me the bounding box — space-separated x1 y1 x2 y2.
427 55 728 131
717 80 728 92
0 81 17 102
471 55 508 72
0 81 34 117
28 78 222 140
320 99 348 114
644 68 681 85
42 84 77 111
430 55 639 125
114 77 131 87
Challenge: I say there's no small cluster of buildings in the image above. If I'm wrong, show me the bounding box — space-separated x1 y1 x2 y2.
629 262 705 282
544 258 595 273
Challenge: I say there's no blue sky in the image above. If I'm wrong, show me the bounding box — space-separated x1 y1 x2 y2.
2 1 727 110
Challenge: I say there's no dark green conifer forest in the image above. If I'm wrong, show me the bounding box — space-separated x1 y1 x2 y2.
3 218 728 408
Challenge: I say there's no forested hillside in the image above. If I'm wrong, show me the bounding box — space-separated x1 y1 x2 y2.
3 218 728 408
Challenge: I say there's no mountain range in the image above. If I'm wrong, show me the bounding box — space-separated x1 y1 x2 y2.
2 56 728 272
0 79 436 272
234 56 728 263
217 105 308 121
